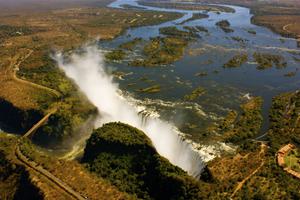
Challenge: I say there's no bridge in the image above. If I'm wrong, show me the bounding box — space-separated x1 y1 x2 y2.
23 108 57 138
15 109 87 200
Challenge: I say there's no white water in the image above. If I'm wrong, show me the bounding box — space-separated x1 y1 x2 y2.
55 46 205 177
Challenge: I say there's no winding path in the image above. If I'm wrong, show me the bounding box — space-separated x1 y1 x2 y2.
11 49 61 98
283 23 293 33
230 143 266 199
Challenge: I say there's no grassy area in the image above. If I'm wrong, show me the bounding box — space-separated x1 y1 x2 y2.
285 149 300 172
223 54 248 68
248 2 300 46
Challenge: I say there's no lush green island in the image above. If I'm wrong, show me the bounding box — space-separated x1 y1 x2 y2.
184 87 206 101
105 49 126 61
223 54 248 68
253 52 287 70
178 13 209 25
130 36 188 67
119 37 143 51
216 20 234 33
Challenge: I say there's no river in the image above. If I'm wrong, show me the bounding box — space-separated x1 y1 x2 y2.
101 0 299 140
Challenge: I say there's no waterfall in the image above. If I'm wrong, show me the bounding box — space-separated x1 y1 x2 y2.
55 46 205 177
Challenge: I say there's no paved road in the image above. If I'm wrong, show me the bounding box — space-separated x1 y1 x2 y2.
230 144 266 199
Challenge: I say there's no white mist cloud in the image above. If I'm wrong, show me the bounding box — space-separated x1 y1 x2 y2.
55 46 204 177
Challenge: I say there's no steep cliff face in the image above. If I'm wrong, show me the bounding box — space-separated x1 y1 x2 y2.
0 150 44 200
83 122 204 200
0 98 43 134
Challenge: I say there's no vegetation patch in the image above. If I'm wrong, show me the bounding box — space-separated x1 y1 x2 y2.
130 36 188 66
119 37 143 51
195 26 209 33
218 110 238 132
17 53 97 146
247 29 256 35
216 20 234 33
284 148 300 173
105 49 126 61
183 26 201 36
253 52 287 70
184 87 206 101
195 71 208 77
284 71 297 77
268 90 300 150
178 13 209 24
159 26 199 39
137 84 161 93
204 89 300 199
0 24 38 43
231 36 248 44
82 122 203 200
223 54 248 68
220 97 263 143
